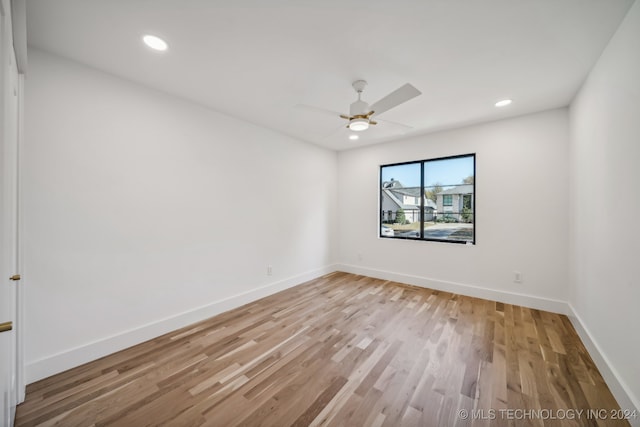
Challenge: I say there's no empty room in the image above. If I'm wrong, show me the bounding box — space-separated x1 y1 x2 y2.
1 0 639 426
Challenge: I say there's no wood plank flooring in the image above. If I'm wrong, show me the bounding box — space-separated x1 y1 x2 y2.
15 272 630 427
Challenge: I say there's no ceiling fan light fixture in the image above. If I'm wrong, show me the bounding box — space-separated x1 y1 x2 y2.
349 118 369 131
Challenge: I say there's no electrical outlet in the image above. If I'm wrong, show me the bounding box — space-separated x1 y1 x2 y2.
267 265 273 276
514 271 522 283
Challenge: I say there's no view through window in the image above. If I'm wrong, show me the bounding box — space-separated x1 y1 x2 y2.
380 154 475 244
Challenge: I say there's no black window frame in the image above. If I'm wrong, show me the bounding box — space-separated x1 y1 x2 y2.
379 153 476 245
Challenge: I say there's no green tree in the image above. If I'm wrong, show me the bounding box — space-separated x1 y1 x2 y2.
395 208 406 224
425 182 443 203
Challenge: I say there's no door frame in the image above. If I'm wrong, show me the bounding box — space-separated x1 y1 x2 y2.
6 0 26 403
1 0 26 418
15 71 24 405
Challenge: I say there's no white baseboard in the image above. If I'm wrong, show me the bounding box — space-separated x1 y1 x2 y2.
567 304 640 425
25 265 338 384
337 264 569 314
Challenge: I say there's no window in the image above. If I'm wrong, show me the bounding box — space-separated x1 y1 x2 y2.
380 153 475 244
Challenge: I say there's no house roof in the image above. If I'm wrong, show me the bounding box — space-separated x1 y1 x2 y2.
389 187 421 197
438 184 473 195
382 189 436 210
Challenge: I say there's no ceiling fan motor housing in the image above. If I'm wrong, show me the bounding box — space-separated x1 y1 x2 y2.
350 99 370 116
350 80 370 116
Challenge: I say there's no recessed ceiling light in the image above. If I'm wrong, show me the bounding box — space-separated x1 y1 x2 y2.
349 134 359 140
495 99 512 107
143 35 168 51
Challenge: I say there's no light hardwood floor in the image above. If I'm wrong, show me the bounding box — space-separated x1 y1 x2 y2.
15 272 629 427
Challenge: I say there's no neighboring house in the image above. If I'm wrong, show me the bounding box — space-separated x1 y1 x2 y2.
436 184 474 222
381 179 437 223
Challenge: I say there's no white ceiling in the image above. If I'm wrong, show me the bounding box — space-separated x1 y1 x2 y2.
26 0 634 151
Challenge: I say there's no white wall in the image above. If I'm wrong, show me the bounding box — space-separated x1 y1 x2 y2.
22 49 337 382
337 109 569 311
569 0 640 414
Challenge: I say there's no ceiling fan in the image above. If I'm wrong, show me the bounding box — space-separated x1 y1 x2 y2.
337 80 421 132
296 80 422 132
296 80 422 138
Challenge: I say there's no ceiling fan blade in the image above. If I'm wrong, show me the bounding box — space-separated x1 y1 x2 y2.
376 118 413 132
370 83 421 116
295 104 346 119
321 123 349 139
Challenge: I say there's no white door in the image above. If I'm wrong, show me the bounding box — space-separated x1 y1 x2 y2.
0 0 21 425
